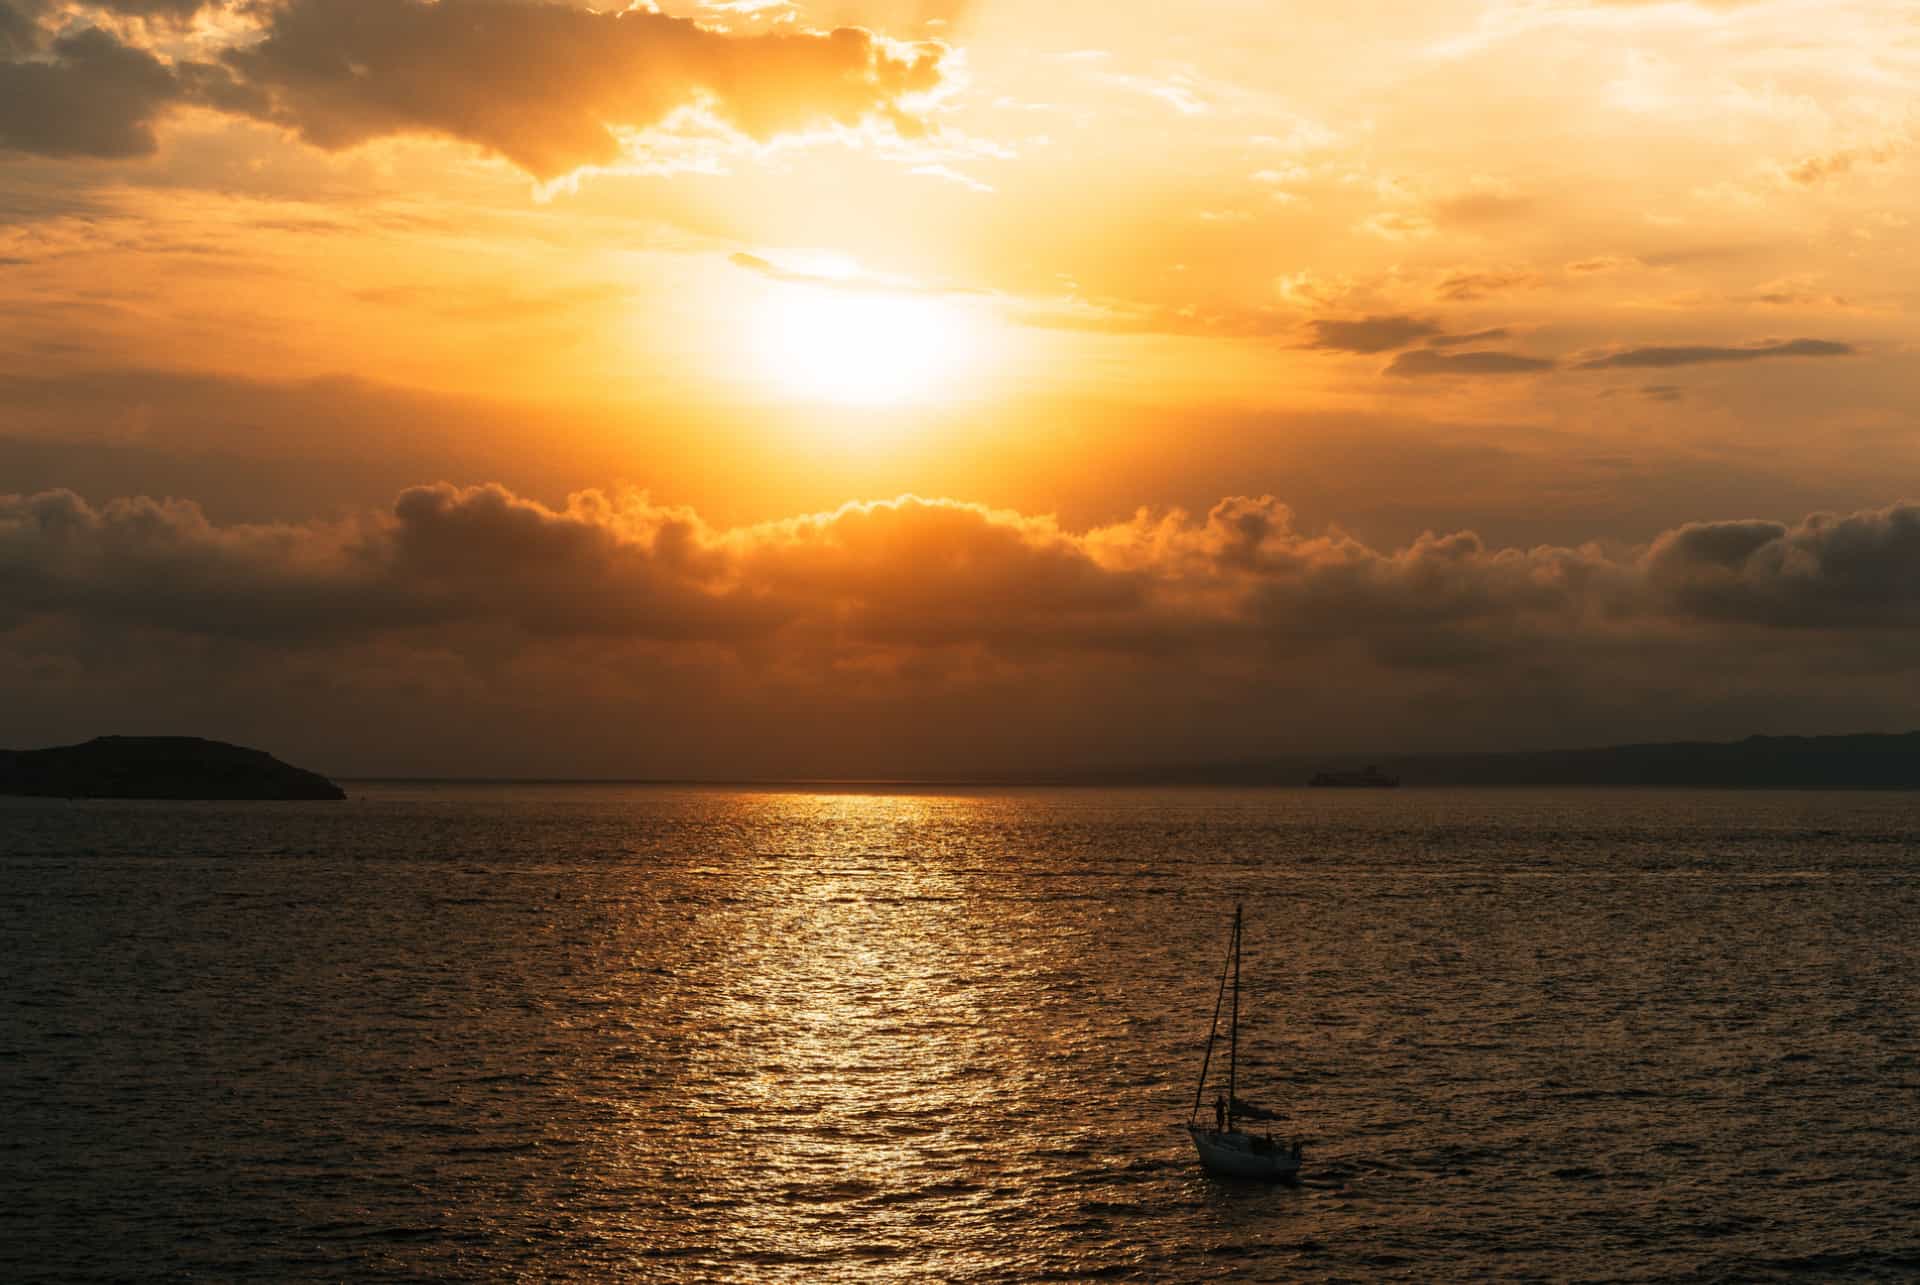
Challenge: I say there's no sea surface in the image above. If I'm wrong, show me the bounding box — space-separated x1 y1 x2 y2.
3 784 1917 1281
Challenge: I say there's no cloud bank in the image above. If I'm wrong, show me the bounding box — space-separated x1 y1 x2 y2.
0 0 950 176
1385 349 1555 377
0 26 186 158
1305 315 1442 353
227 0 948 179
6 482 1920 774
1575 339 1856 370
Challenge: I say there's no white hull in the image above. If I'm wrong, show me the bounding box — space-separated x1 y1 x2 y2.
1187 1125 1302 1180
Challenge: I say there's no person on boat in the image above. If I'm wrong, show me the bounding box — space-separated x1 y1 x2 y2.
1213 1093 1227 1134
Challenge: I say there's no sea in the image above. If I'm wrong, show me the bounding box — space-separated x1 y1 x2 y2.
2 784 1917 1282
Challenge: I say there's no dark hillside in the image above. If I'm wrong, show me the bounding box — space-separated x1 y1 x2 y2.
0 737 346 800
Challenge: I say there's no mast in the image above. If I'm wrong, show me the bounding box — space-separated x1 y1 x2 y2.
1227 901 1241 1132
1191 908 1236 1124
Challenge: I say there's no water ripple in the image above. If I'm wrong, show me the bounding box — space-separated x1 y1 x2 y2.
2 785 1918 1280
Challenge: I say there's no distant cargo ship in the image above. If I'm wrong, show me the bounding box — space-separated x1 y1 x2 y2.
1308 764 1400 788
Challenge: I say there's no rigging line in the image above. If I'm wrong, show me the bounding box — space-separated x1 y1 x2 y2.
1228 901 1241 1133
1189 904 1239 1124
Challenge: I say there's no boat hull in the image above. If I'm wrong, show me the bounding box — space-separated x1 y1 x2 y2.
1187 1125 1302 1180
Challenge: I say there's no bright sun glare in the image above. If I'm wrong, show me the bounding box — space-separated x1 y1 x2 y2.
750 286 975 406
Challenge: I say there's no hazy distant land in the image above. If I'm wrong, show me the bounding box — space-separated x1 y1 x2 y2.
1044 731 1920 791
7 731 1919 795
0 737 346 800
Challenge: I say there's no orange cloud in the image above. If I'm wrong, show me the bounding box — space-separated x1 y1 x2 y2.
0 27 184 157
225 0 950 179
1573 338 1856 370
9 483 1920 772
0 0 949 175
1385 349 1555 377
10 481 1920 659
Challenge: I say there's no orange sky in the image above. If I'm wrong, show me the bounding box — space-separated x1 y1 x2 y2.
3 0 1918 774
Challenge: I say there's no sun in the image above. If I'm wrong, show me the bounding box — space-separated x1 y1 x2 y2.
748 285 977 406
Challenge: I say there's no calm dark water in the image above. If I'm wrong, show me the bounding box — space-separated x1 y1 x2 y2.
3 785 1918 1281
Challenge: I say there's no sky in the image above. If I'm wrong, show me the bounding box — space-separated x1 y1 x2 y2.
2 0 1918 777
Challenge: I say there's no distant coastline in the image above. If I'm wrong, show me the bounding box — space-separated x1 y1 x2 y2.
0 737 347 800
1363 731 1920 791
329 730 1920 791
19 730 1913 795
1031 731 1920 791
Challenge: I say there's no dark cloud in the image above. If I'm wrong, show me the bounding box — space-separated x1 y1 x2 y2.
8 483 1920 774
113 0 208 13
1574 338 1855 370
3 0 211 48
0 4 36 58
1305 315 1442 353
1385 348 1555 377
0 27 180 159
222 0 949 179
1306 317 1533 357
14 482 1920 657
1745 283 1851 309
1427 327 1511 349
0 14 265 160
0 484 1142 651
1645 505 1920 627
1641 384 1682 402
96 0 211 18
0 0 947 175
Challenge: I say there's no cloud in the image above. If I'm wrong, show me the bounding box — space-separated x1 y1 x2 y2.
1427 327 1512 349
1645 505 1920 627
1742 278 1852 310
730 250 838 285
0 484 1138 650
1306 317 1534 358
14 481 1920 654
1359 211 1435 241
10 482 1920 773
1574 338 1855 370
1782 140 1903 187
1436 268 1542 302
1385 348 1555 377
3 0 210 49
1430 187 1531 225
0 0 949 175
910 162 992 192
0 25 260 165
1566 255 1638 275
222 0 950 180
0 3 37 58
1305 314 1442 353
1015 296 1294 340
0 27 182 158
729 249 981 297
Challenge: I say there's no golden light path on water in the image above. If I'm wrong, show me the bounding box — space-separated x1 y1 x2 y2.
609 791 1109 1280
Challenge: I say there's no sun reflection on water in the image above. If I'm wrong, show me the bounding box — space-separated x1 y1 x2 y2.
617 791 1049 1278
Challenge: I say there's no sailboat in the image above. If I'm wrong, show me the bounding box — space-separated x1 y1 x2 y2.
1186 902 1303 1179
